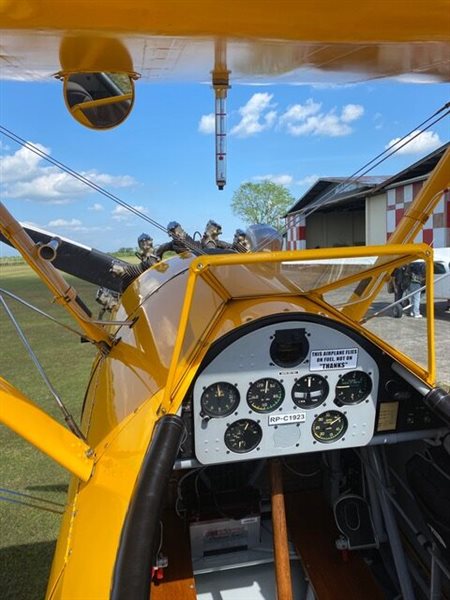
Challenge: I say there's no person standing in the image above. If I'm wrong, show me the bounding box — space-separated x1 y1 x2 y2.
407 261 425 318
391 265 411 318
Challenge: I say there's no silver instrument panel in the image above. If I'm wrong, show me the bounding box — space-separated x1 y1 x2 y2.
193 320 379 465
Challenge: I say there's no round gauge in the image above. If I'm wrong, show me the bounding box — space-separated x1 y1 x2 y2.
335 371 372 405
292 375 329 408
200 382 240 418
247 378 285 413
312 410 348 443
224 419 263 453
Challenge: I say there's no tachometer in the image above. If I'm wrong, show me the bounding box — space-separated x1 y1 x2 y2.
312 410 347 443
200 382 240 417
292 374 329 408
335 371 372 405
247 378 285 413
224 419 263 453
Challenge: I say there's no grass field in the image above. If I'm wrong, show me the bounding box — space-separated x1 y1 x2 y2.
0 263 99 600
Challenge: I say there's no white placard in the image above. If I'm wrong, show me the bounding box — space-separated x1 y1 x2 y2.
268 412 306 426
310 348 358 371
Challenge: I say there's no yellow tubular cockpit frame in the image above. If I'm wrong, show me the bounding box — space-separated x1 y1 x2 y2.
159 243 436 418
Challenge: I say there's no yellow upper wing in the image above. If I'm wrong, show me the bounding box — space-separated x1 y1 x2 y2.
1 0 449 82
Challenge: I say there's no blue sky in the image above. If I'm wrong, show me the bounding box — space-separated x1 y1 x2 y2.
1 78 449 255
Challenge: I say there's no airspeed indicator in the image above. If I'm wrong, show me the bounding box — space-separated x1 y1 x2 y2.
247 378 285 413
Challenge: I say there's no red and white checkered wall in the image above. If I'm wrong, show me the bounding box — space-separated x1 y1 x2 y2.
386 182 450 247
285 182 450 250
285 214 306 250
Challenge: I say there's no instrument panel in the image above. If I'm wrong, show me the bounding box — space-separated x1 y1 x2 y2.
193 317 379 465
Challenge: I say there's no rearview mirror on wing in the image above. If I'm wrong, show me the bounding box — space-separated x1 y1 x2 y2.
63 72 135 130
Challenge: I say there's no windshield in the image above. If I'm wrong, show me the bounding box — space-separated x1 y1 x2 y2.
160 243 441 402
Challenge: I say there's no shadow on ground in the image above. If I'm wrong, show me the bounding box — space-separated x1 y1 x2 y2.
368 299 450 322
26 483 69 494
0 540 55 600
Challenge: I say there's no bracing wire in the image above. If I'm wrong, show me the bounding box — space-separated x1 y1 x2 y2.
0 495 64 515
0 287 89 340
0 294 86 440
0 126 167 234
0 487 65 507
1 101 449 256
295 103 450 220
253 102 450 252
0 126 207 256
0 487 65 515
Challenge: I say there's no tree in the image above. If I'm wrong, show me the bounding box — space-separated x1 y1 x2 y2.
231 181 295 231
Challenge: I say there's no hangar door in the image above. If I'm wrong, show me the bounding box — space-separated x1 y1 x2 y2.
305 209 365 248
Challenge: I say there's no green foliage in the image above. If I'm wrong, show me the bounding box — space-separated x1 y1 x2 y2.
0 256 25 266
231 181 295 231
113 247 136 256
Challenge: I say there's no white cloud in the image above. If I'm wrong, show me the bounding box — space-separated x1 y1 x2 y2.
0 143 50 184
88 203 104 211
279 99 321 126
111 204 147 222
252 173 320 187
208 95 363 140
253 174 293 186
386 130 443 155
44 221 109 234
230 93 277 138
88 172 135 188
48 219 82 227
296 175 319 187
341 104 364 123
373 112 383 130
0 143 136 202
279 100 364 137
198 114 215 134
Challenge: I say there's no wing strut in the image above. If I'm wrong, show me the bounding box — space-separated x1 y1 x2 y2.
0 377 94 482
0 202 112 348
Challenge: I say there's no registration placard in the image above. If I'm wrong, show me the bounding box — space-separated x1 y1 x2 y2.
268 412 306 426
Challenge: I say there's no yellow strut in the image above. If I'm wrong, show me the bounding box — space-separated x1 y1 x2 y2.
0 377 94 481
0 202 111 346
342 146 450 321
